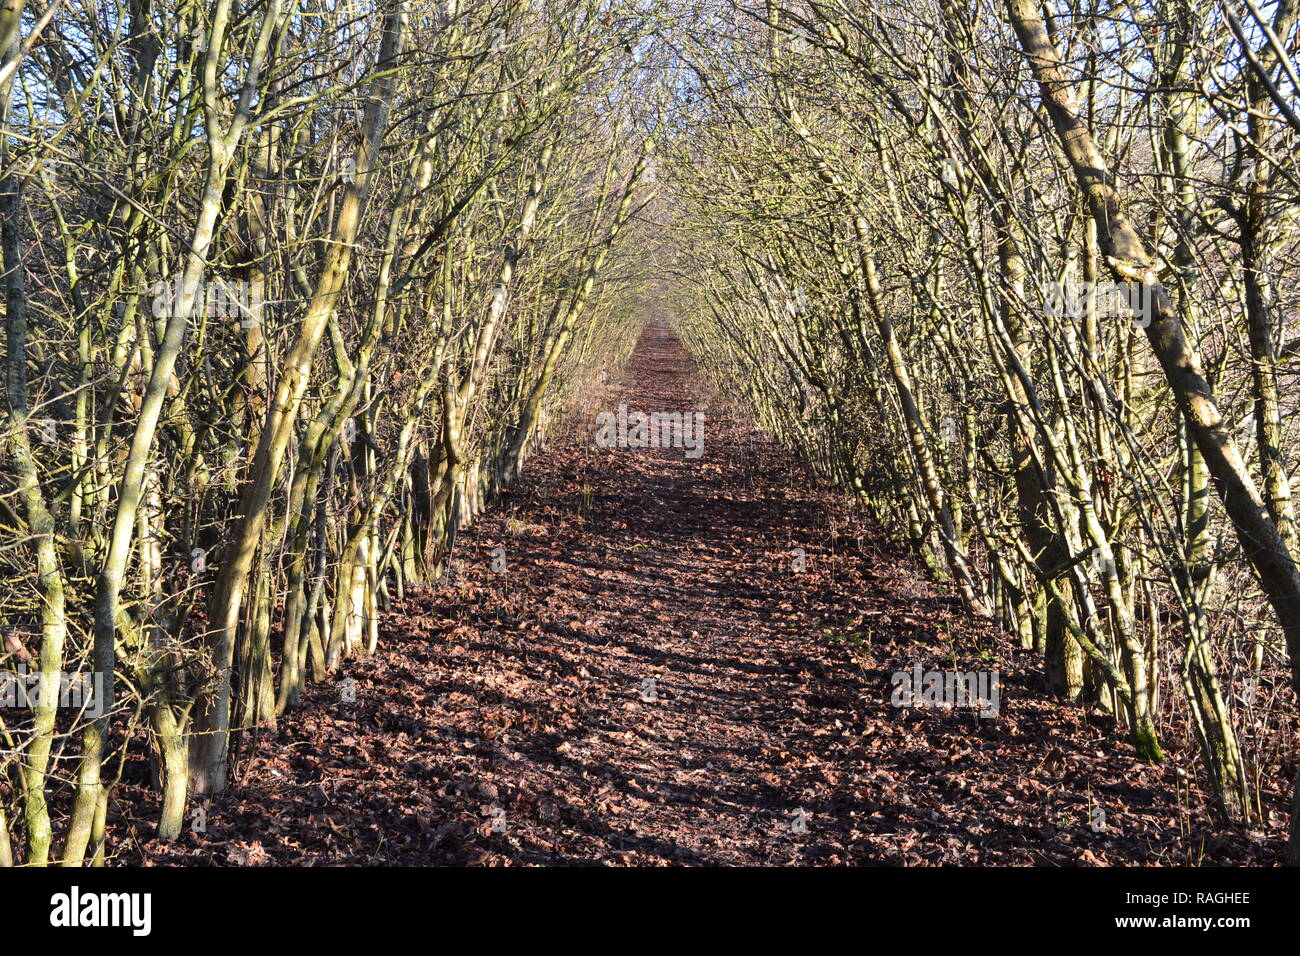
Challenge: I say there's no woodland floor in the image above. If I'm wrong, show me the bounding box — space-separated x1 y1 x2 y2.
122 321 1291 865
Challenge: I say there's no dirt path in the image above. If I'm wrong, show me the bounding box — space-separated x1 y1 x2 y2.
133 321 1281 865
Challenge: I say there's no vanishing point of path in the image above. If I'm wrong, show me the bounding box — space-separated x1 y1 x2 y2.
134 321 1280 865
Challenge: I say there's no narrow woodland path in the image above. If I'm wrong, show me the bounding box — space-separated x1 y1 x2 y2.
133 322 1280 866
